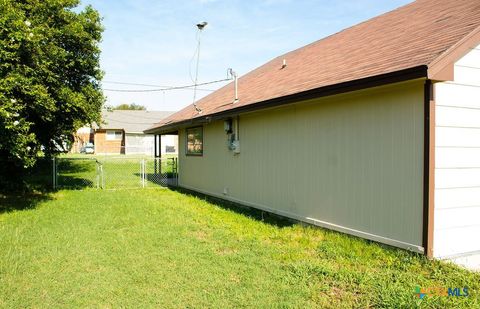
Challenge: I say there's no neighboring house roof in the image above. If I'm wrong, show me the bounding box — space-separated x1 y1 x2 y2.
146 0 480 134
97 110 174 133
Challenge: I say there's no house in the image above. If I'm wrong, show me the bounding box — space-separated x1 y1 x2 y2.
73 110 177 155
71 126 94 153
145 0 480 266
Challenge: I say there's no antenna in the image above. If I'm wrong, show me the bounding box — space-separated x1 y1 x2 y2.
192 22 208 114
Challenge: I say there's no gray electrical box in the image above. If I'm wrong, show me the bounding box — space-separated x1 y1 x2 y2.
231 140 240 154
224 119 233 133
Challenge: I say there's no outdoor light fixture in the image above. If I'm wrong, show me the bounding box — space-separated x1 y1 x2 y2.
196 21 208 30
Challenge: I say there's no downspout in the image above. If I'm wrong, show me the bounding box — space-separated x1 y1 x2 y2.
423 79 435 258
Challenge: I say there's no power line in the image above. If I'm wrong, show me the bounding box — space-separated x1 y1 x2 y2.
102 80 216 92
103 78 231 93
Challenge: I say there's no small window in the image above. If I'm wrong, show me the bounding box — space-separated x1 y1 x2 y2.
165 146 176 153
186 127 203 156
106 130 123 141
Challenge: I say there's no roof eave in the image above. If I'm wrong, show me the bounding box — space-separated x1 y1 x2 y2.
145 65 429 135
428 25 480 81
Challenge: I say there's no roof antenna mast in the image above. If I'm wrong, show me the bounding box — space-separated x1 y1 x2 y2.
192 21 208 114
228 68 239 104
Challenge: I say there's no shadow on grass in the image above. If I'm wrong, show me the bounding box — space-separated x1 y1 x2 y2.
0 192 53 214
21 158 97 191
23 158 54 191
56 158 99 174
172 188 429 263
56 176 95 190
172 187 295 228
133 173 176 186
55 158 99 190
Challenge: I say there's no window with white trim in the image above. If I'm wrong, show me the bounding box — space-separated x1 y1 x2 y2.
106 130 123 141
186 127 203 156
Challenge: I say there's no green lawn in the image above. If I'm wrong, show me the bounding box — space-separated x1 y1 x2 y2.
0 189 479 308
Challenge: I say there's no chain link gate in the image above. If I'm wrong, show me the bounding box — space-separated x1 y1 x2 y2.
53 158 102 189
53 157 178 190
145 157 178 187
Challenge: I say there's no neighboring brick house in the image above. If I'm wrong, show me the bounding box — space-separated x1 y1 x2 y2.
73 110 176 155
71 126 95 153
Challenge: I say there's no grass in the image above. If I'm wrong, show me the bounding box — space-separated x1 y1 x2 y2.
0 188 479 308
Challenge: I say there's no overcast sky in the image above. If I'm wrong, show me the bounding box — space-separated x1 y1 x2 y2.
82 0 412 112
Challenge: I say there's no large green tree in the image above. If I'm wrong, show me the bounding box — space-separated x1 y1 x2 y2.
0 0 104 185
112 103 146 111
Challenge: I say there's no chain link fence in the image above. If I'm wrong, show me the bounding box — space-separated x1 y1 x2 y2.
53 157 177 190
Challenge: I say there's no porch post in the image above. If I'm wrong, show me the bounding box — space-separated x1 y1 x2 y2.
154 134 158 158
159 134 162 175
154 134 158 175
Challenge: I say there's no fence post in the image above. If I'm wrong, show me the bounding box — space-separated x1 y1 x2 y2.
96 162 100 189
143 159 146 188
52 157 56 189
101 164 105 189
140 159 144 188
175 157 178 187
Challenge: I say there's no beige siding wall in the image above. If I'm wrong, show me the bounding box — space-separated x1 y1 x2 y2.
179 80 425 250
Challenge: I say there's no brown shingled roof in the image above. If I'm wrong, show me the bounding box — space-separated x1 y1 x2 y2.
146 0 480 133
96 110 174 133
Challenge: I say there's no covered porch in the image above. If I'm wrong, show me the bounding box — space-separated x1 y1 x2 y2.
153 132 179 187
